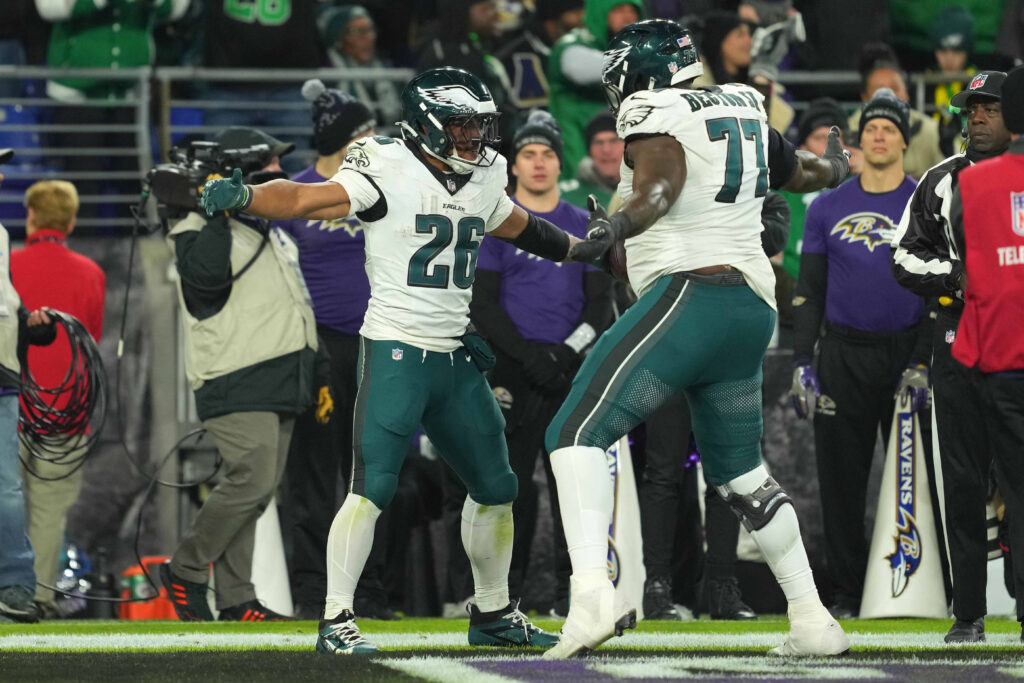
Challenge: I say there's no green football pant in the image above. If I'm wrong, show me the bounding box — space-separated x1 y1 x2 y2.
545 272 776 486
351 338 516 508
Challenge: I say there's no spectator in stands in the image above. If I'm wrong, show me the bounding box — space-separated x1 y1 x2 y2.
790 89 930 620
417 0 515 148
0 154 57 625
889 0 1003 72
494 0 584 110
11 181 105 619
848 43 944 179
559 112 622 210
317 4 402 137
930 6 976 157
36 0 189 217
950 66 1024 638
459 111 614 612
273 80 396 621
693 10 794 133
200 1 323 173
547 0 644 179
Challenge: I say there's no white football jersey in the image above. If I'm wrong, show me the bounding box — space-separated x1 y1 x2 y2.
330 136 515 352
615 83 777 309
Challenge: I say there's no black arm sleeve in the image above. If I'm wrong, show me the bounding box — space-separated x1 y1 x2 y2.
760 191 791 257
580 271 615 337
767 127 798 190
468 269 535 363
499 213 571 262
173 214 233 320
792 252 827 365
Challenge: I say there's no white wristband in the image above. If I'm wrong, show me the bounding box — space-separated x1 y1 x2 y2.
563 323 597 354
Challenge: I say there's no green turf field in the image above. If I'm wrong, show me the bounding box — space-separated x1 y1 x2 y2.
1 617 1022 681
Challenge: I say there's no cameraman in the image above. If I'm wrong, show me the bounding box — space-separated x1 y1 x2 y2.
159 129 319 622
0 150 57 624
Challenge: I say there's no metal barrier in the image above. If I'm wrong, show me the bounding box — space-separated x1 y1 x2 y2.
0 66 978 232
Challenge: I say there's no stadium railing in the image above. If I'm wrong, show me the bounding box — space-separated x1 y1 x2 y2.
0 67 975 232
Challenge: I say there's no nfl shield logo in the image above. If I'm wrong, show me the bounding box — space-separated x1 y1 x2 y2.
677 35 691 47
969 73 988 90
1012 192 1024 237
668 62 678 73
392 348 403 361
446 178 456 192
945 329 956 344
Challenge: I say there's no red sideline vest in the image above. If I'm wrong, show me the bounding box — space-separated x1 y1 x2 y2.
952 152 1024 372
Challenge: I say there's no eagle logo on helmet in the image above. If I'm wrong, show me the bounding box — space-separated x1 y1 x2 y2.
602 46 632 80
421 85 488 112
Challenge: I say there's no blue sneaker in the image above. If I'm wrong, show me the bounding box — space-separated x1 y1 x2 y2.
315 610 380 655
468 601 559 649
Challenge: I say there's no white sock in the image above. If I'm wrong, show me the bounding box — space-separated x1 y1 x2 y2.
719 465 820 605
324 494 381 620
461 497 513 613
550 446 613 583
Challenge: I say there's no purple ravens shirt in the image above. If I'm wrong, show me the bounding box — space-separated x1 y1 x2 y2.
476 198 591 344
802 175 923 332
273 166 370 334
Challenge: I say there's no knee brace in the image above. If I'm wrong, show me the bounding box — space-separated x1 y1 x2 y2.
719 475 793 533
472 471 518 506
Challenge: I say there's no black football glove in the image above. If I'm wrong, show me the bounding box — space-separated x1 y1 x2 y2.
523 345 569 395
568 195 624 271
547 343 581 377
823 126 851 188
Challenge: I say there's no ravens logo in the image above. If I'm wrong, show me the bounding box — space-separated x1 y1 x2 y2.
829 212 898 252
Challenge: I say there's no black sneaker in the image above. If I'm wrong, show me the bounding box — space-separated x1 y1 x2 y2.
354 595 400 621
706 577 757 621
944 617 985 643
0 586 39 623
218 600 294 621
643 576 683 621
159 562 213 622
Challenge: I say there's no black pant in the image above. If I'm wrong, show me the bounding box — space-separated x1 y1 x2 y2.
640 394 739 587
441 347 571 606
814 325 930 607
980 370 1024 620
933 310 994 621
282 328 390 610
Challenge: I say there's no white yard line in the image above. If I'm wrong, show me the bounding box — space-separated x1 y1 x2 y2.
0 631 1021 652
381 657 519 683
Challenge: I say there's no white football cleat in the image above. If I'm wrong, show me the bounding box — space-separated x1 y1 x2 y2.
543 575 637 659
770 606 850 656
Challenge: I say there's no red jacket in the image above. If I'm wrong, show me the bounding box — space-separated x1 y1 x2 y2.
952 151 1024 372
11 230 106 407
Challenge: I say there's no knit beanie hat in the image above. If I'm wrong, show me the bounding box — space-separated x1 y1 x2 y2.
930 5 974 52
512 110 564 168
797 97 848 146
584 111 617 150
1002 66 1024 134
859 87 910 143
301 79 376 156
317 5 373 47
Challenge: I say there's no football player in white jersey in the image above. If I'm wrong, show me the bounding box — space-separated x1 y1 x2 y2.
201 67 583 653
542 20 853 658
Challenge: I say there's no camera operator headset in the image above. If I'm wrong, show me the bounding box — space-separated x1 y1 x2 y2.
158 127 322 622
